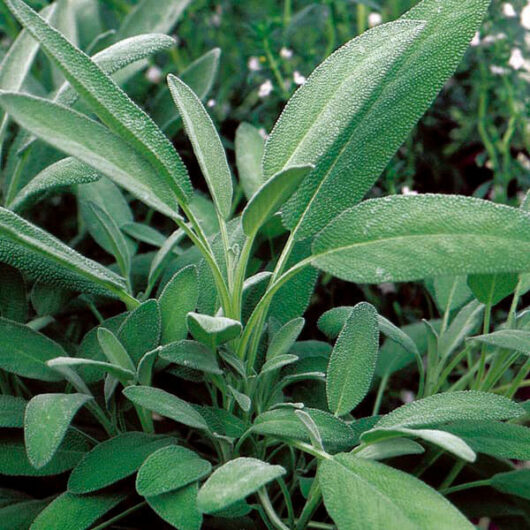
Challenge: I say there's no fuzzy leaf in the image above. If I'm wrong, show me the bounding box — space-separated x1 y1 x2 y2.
468 273 519 306
266 317 305 360
469 330 530 356
187 312 242 348
327 302 379 416
312 196 530 284
47 357 135 384
158 340 222 374
235 122 265 199
197 458 285 514
355 437 424 460
97 328 135 373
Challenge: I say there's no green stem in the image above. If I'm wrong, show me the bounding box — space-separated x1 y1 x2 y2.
296 481 322 530
263 37 289 100
258 487 290 530
440 479 491 496
439 461 465 491
372 372 390 415
475 301 492 388
92 501 146 530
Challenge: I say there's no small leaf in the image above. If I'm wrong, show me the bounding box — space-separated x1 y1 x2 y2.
122 222 166 247
68 432 176 493
197 458 285 514
235 122 265 199
319 453 473 530
469 330 530 356
468 273 519 306
30 491 126 530
227 386 251 413
167 74 232 218
432 275 473 312
295 409 324 450
187 312 242 348
242 165 312 236
266 317 305 360
48 357 135 385
260 354 299 375
136 445 211 497
0 396 26 428
327 302 379 416
355 438 424 460
123 386 208 431
158 340 222 374
490 469 530 501
97 328 135 373
0 207 127 298
25 393 92 469
136 349 159 386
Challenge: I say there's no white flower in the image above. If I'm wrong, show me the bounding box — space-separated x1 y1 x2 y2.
470 32 481 46
293 71 306 85
145 66 162 84
482 33 506 44
280 47 293 59
502 3 516 17
258 79 273 98
490 65 507 75
401 186 418 195
207 99 216 108
258 128 269 140
368 12 382 27
248 56 261 71
522 3 530 29
509 48 525 70
378 282 396 295
517 153 530 170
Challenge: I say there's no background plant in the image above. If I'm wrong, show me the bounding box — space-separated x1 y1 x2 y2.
0 0 529 529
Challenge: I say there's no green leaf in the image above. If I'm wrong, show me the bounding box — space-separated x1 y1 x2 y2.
432 276 473 312
136 445 211 497
0 499 47 530
122 222 166 247
4 0 192 205
0 396 26 428
123 386 208 431
187 312 242 348
197 457 285 514
235 122 265 200
319 453 473 530
252 408 357 453
0 207 127 298
367 391 524 432
0 264 27 322
25 393 92 469
327 302 379 416
468 273 519 306
264 0 490 240
10 158 101 212
31 491 126 530
469 330 530 356
68 432 175 493
158 340 222 374
266 317 305 360
260 354 299 375
137 349 159 386
159 266 198 344
355 437 425 460
47 357 135 384
442 420 530 460
97 328 135 373
0 92 178 218
147 230 186 289
146 483 202 530
490 469 530 500
242 165 312 236
312 196 530 284
167 74 232 219
0 318 64 382
227 386 251 413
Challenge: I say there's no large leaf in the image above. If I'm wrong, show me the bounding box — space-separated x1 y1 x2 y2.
197 458 285 514
5 0 192 205
264 0 491 239
311 196 530 284
167 75 232 219
327 302 379 415
0 318 64 382
25 393 92 469
319 453 473 530
0 207 127 298
68 432 175 493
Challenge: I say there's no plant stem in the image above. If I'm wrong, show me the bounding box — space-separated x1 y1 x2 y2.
92 501 146 530
258 487 290 530
296 481 322 530
439 461 465 491
263 36 289 100
440 479 491 496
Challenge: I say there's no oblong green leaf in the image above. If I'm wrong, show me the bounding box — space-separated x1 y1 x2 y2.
25 393 92 469
68 432 175 493
167 74 232 218
136 445 211 497
470 330 530 356
187 312 242 348
123 386 208 431
242 165 312 236
490 469 530 501
355 437 425 460
158 340 222 374
327 302 379 416
319 453 473 530
312 196 530 284
0 396 26 428
5 0 192 204
47 357 135 384
235 122 265 200
467 273 519 306
197 457 285 514
266 317 305 360
97 328 135 373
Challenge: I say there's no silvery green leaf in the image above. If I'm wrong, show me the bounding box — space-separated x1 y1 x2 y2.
295 409 324 450
97 328 135 373
327 302 379 416
158 340 222 375
469 330 530 356
312 196 530 284
122 222 166 248
432 275 473 312
24 393 92 468
187 312 242 349
227 386 251 413
167 74 232 219
235 122 265 200
260 354 299 375
136 349 159 386
319 453 473 530
47 357 135 384
266 317 305 360
197 458 285 514
355 437 424 460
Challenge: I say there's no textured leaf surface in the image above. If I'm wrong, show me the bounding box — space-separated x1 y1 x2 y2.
25 393 92 469
470 330 530 356
68 432 175 493
123 386 208 430
30 492 126 530
490 469 530 500
197 458 285 514
0 318 64 381
327 302 379 415
312 196 530 284
47 357 135 384
0 396 26 428
319 453 473 530
266 317 305 360
158 340 222 374
168 75 232 218
264 0 490 239
468 273 519 305
355 437 424 460
187 313 242 348
0 207 126 297
235 122 265 199
136 445 211 497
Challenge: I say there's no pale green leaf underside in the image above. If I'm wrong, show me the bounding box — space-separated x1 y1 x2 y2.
312 195 530 284
470 330 530 355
